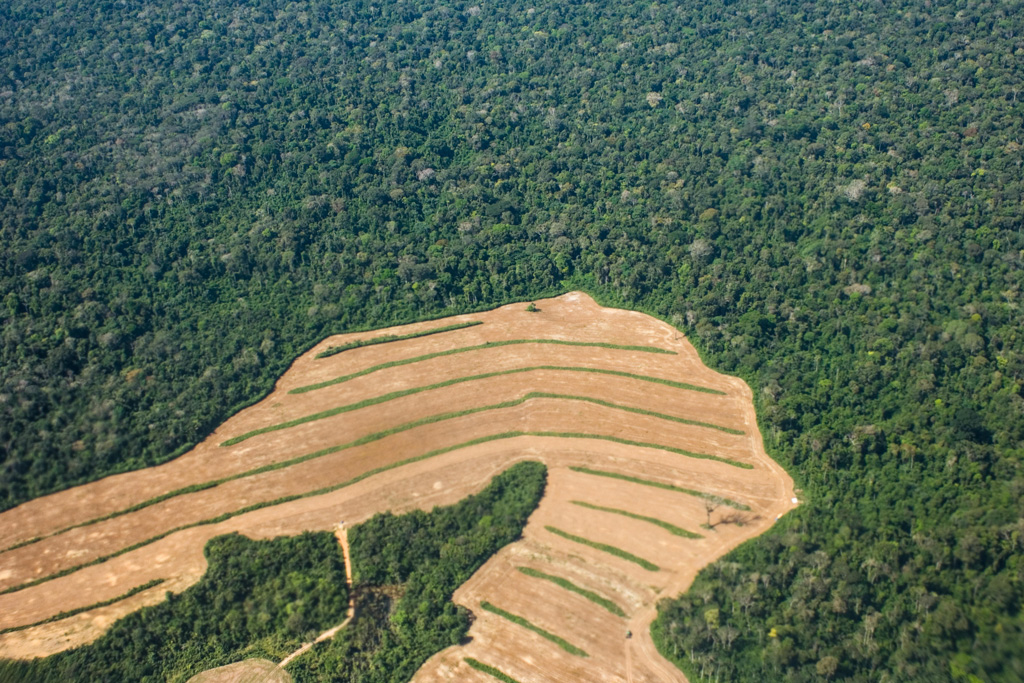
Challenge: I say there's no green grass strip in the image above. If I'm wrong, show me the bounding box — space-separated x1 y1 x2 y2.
570 501 702 539
0 578 166 635
517 567 626 616
531 427 751 468
569 466 751 510
544 526 660 571
480 602 588 657
4 426 689 595
315 321 483 359
290 338 682 394
3 398 746 561
225 369 737 447
464 658 523 683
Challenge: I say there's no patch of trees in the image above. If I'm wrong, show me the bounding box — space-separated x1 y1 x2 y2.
0 532 348 682
286 461 546 682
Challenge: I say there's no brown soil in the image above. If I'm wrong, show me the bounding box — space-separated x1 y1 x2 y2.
0 292 796 683
187 659 290 683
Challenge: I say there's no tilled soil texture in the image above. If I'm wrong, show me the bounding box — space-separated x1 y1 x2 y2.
0 292 796 683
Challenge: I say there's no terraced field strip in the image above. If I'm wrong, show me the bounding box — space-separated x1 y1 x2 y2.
569 501 702 539
224 369 741 447
290 339 686 394
480 602 588 657
544 526 660 571
0 579 165 635
316 321 483 358
464 657 522 683
3 418 746 563
569 466 752 510
517 567 626 617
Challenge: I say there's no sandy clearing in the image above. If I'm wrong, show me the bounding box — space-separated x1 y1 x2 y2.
0 292 796 683
0 578 183 660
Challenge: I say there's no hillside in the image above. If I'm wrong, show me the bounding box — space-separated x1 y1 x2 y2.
1 0 1022 679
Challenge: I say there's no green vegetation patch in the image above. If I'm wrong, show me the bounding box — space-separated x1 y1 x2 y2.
569 466 751 510
464 658 522 683
480 601 589 657
517 566 626 616
544 526 660 571
570 501 702 539
290 338 680 394
0 533 348 682
286 462 546 682
0 578 166 636
315 321 483 359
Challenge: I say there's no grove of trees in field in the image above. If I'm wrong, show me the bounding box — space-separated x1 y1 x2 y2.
287 461 547 682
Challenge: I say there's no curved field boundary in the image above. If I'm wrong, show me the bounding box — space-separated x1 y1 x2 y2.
0 427 743 597
316 321 483 359
570 501 702 539
517 567 626 617
0 579 165 636
464 657 523 683
290 339 685 394
480 602 588 657
569 466 752 510
544 526 660 572
224 369 740 447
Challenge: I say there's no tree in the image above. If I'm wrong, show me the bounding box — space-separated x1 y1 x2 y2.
816 655 839 680
703 497 721 529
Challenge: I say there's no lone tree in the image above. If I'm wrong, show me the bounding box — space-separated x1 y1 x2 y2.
526 302 540 312
703 496 722 529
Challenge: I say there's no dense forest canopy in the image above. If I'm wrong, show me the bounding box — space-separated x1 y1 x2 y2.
0 0 1022 680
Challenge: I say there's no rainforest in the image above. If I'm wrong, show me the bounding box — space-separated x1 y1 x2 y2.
0 0 1022 680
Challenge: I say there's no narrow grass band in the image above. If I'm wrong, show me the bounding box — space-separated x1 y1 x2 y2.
569 466 751 511
517 567 625 616
225 370 738 447
480 601 588 656
570 501 702 539
464 658 523 683
544 526 659 571
315 321 483 359
291 338 681 394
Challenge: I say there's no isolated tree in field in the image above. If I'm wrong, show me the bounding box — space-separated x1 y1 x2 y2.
703 497 722 529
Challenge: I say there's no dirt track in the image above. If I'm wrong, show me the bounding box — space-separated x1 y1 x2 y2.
0 292 796 682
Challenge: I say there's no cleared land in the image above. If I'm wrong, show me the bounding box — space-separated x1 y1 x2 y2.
0 292 795 682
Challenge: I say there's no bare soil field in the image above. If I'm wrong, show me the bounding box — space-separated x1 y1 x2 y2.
187 658 290 683
0 292 796 682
